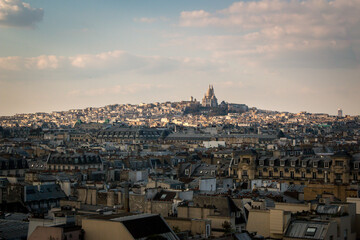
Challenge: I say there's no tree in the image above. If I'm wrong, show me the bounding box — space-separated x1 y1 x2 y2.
222 221 232 234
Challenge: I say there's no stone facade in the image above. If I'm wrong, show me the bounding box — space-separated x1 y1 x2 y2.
202 85 218 107
230 151 359 185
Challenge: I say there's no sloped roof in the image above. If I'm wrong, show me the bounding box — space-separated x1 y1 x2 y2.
285 220 329 239
0 219 29 239
112 214 173 239
25 184 66 202
47 153 102 165
153 190 177 201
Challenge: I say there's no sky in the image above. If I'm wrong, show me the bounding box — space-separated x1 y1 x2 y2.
0 0 359 116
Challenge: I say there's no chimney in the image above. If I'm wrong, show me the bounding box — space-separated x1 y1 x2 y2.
124 182 130 212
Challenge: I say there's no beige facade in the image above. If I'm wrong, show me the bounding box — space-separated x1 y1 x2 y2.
82 219 134 240
177 205 235 237
165 217 211 238
304 184 357 202
246 209 291 239
274 202 312 213
28 226 82 240
229 151 257 181
230 152 358 185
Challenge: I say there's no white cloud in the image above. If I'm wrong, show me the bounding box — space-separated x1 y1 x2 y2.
133 17 156 23
0 0 43 27
0 50 224 75
178 0 360 68
29 55 60 70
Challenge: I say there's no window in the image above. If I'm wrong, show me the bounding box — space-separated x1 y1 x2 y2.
206 224 211 238
354 173 358 181
259 160 264 166
302 172 306 178
258 170 263 177
335 161 343 167
185 169 190 175
291 161 296 167
305 227 317 237
280 171 284 178
269 171 273 177
313 161 318 168
355 163 359 169
335 173 342 180
242 170 248 176
269 160 274 166
290 171 294 179
243 158 250 164
313 172 317 179
302 161 307 167
234 158 239 165
324 162 329 168
280 160 285 167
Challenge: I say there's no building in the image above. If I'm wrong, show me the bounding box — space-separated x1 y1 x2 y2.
47 153 103 171
230 150 360 185
338 108 343 118
28 224 82 240
0 153 29 177
202 85 218 107
97 126 167 144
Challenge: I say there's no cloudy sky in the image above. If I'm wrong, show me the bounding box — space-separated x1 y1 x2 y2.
0 0 359 116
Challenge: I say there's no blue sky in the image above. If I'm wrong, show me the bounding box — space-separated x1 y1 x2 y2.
0 0 359 116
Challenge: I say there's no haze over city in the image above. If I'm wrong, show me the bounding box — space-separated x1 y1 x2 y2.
1 0 359 116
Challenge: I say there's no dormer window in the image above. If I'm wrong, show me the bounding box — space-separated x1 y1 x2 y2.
355 163 359 169
291 161 296 167
302 161 307 167
280 160 285 167
313 162 318 168
305 227 317 237
259 160 264 166
324 162 329 168
269 160 274 166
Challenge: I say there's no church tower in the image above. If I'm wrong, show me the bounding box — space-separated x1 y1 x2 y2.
202 85 218 107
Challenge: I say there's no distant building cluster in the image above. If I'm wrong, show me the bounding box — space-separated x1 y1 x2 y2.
0 85 359 239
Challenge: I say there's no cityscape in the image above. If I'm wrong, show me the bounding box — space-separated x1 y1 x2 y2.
1 0 360 240
0 85 360 239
